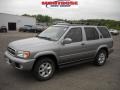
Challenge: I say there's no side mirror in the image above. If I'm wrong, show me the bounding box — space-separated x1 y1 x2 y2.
62 38 72 45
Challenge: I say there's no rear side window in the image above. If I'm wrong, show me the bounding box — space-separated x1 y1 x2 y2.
97 27 111 38
84 27 99 40
65 27 82 43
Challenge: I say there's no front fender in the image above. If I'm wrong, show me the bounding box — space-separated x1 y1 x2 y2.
34 51 59 61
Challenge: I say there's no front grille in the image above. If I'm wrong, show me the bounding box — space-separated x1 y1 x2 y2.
7 47 16 56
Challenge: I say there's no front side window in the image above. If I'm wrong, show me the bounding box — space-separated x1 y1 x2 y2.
97 27 111 38
65 27 82 43
38 26 68 41
84 27 99 40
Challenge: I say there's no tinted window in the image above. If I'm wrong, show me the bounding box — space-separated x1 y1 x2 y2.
65 27 82 43
84 27 99 40
97 27 111 38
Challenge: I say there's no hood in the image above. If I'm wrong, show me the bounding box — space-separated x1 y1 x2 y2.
8 37 54 51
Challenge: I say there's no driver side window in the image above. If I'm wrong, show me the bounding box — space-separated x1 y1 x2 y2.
65 27 82 43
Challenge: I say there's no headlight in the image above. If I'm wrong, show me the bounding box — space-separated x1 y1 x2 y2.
17 51 30 59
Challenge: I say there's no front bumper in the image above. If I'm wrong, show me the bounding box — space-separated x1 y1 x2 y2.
4 51 35 70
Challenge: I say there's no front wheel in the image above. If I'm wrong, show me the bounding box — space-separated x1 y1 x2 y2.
33 57 55 81
94 50 107 66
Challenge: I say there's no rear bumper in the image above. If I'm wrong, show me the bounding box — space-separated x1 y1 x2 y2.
4 51 35 70
108 48 114 55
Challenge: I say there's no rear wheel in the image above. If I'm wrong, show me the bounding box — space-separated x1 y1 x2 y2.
33 57 55 81
94 50 107 66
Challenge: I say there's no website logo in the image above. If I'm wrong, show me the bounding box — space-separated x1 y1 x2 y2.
41 0 79 8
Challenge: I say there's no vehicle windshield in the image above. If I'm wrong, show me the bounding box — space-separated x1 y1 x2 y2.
37 26 68 41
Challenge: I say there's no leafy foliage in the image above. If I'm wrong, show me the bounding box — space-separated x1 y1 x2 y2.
67 19 120 30
22 14 120 30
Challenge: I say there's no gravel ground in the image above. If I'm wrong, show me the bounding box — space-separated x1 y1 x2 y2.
0 31 120 90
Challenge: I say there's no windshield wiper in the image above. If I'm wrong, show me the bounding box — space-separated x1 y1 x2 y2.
37 36 55 41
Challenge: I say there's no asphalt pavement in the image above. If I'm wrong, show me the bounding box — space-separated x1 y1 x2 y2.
0 31 120 90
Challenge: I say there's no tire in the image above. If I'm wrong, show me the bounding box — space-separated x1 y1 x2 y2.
33 57 55 81
94 50 107 66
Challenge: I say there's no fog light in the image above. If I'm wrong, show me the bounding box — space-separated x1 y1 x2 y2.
15 63 23 69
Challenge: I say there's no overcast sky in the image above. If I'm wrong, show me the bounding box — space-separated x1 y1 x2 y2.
0 0 120 20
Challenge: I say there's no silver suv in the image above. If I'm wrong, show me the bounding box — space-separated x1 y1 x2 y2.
5 25 113 81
